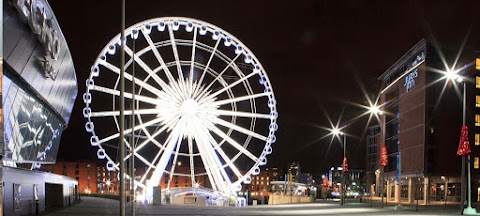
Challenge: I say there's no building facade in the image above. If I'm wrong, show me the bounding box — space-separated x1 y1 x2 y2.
2 0 79 214
52 161 101 195
375 38 476 204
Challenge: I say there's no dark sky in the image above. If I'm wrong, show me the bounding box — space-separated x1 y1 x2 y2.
51 1 480 175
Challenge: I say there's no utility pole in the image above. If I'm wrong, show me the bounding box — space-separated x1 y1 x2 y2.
119 0 126 215
130 40 136 216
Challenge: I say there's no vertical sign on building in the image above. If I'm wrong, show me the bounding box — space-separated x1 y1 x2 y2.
396 154 401 184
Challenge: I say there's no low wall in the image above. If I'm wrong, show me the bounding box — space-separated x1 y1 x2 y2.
268 194 314 205
171 196 206 206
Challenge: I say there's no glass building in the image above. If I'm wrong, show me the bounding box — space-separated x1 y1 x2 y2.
2 0 79 214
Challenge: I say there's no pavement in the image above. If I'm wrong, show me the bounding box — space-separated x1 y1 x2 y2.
43 196 469 215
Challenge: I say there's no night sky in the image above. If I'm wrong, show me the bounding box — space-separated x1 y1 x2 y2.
50 1 480 175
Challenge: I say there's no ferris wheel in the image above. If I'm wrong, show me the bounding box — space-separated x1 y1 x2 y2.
83 17 278 196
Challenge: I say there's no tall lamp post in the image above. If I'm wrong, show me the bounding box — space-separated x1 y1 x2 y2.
332 126 347 206
368 105 385 208
445 68 476 215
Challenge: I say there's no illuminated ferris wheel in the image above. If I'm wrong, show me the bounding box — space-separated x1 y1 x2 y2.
83 17 278 197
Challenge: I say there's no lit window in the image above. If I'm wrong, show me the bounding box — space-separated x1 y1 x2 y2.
475 157 479 169
261 177 264 180
476 114 480 126
477 96 480 107
261 181 264 185
477 77 480 89
476 134 480 146
267 177 269 181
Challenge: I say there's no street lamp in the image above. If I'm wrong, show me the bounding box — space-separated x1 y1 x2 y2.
332 126 346 206
444 67 477 215
365 104 386 208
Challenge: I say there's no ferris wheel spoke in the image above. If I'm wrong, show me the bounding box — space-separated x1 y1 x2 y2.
124 46 182 102
213 92 272 107
189 26 198 82
194 136 218 191
204 132 242 179
201 133 232 191
213 109 271 119
147 121 183 188
205 123 258 162
98 60 166 98
138 146 164 187
187 136 195 186
92 85 159 106
124 46 155 76
213 117 267 141
195 131 226 192
142 29 176 83
89 108 161 117
167 136 183 190
197 39 221 88
134 151 156 169
204 53 242 91
96 117 163 145
200 72 257 104
168 23 184 81
135 119 174 153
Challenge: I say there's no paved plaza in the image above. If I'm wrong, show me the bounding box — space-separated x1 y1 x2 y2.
44 196 466 215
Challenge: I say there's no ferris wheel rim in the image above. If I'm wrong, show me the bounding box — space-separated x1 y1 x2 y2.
84 17 278 195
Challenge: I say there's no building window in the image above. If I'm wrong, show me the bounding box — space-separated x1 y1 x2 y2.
476 114 480 126
476 77 480 89
475 157 479 169
476 134 480 146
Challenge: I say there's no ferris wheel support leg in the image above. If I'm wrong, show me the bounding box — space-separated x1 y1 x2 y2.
147 127 181 193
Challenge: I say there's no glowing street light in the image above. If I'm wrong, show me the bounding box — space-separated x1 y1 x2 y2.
442 65 477 215
366 104 386 208
444 68 463 83
330 125 346 206
368 105 382 116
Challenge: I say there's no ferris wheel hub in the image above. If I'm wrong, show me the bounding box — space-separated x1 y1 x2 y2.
181 99 199 116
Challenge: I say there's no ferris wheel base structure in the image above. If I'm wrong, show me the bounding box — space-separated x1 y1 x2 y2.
84 17 278 203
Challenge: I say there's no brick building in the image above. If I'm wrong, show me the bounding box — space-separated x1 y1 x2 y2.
52 161 119 195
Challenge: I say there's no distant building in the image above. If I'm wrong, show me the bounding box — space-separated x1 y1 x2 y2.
287 162 300 183
238 167 285 204
51 161 119 195
327 166 364 194
365 125 380 195
158 163 210 189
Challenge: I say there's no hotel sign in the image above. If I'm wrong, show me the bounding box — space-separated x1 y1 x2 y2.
404 52 424 93
13 0 61 80
404 69 418 93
